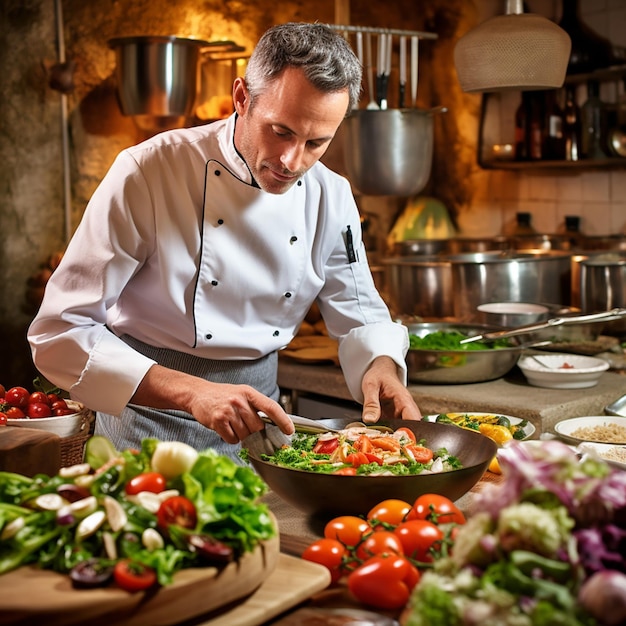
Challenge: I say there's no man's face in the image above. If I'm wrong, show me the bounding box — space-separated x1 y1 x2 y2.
233 66 350 194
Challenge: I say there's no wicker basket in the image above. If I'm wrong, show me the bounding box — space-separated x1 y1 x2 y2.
59 407 96 468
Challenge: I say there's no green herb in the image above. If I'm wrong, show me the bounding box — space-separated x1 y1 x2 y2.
409 331 513 351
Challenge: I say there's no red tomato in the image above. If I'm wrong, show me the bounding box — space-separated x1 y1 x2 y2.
0 384 5 399
407 494 466 525
51 399 69 411
345 451 370 468
113 559 157 592
333 467 357 476
5 407 25 419
394 519 444 562
301 538 347 584
348 554 420 610
367 499 412 527
364 452 383 465
28 391 50 406
406 444 434 464
324 516 371 547
0 412 7 426
355 530 404 560
4 387 29 408
313 437 339 454
26 402 53 418
47 393 61 404
53 408 75 416
125 472 167 495
353 435 374 453
395 427 417 443
156 496 197 530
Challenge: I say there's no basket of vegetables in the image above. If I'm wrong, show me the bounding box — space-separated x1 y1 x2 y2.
405 322 523 384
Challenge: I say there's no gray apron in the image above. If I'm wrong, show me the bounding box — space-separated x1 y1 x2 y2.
94 335 279 465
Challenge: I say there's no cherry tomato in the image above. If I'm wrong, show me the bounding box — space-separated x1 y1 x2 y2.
4 387 29 408
0 412 7 426
47 393 61 404
125 472 167 495
53 407 75 416
345 451 370 468
156 495 197 530
5 406 25 419
51 399 69 411
324 516 371 547
113 559 158 592
355 530 404 560
26 402 53 418
348 554 420 610
395 427 417 443
333 467 356 475
406 444 434 464
394 519 444 562
367 499 412 527
28 391 50 406
0 384 5 399
301 538 347 584
313 437 339 454
407 494 466 525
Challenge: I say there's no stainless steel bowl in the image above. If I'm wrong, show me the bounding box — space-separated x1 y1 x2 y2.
244 417 497 517
405 322 522 384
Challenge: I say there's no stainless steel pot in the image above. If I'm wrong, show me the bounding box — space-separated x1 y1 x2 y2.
405 322 523 384
383 255 454 319
392 239 448 256
448 250 573 321
342 108 443 196
108 36 209 117
580 253 626 335
446 236 510 254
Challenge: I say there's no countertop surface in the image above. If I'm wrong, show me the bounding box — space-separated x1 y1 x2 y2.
277 358 626 437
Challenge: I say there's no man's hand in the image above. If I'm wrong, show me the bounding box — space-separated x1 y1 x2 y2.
131 364 295 444
360 356 422 424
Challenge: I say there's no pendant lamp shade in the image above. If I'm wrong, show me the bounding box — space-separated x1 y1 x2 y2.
454 0 571 93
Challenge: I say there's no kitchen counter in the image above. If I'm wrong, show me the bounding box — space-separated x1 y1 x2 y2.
277 358 626 437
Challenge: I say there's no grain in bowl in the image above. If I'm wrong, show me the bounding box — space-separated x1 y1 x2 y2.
569 423 626 444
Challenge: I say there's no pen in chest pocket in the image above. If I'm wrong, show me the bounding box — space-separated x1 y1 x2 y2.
345 225 357 263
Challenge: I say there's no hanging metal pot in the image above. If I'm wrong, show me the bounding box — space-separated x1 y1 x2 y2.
342 107 445 196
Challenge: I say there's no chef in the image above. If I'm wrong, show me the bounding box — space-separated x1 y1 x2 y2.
27 22 422 463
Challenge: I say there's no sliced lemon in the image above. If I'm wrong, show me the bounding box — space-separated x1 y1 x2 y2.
479 423 513 446
488 455 502 474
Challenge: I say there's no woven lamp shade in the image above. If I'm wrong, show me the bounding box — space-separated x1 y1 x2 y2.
454 11 571 93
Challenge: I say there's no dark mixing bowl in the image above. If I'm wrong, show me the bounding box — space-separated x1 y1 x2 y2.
243 417 497 518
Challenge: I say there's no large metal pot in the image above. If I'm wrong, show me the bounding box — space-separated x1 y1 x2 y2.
342 108 441 196
580 253 626 335
449 250 573 321
405 322 523 384
108 36 209 117
383 255 454 319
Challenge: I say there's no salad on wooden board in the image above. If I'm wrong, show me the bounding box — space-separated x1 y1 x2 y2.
0 436 275 592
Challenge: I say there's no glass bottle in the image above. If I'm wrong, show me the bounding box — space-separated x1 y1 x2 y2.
558 0 615 74
515 92 543 161
514 91 530 161
562 215 587 250
543 89 564 160
563 84 582 161
581 80 605 159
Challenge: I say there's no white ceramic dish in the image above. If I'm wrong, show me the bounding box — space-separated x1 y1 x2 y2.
576 441 626 470
424 412 535 440
7 401 86 437
554 415 626 445
518 353 609 389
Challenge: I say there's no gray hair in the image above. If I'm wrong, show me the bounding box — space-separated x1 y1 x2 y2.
245 22 362 114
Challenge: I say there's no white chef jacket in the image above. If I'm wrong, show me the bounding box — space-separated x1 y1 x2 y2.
28 113 409 416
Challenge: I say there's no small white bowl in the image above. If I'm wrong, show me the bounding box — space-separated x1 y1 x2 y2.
7 401 88 437
518 353 609 389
